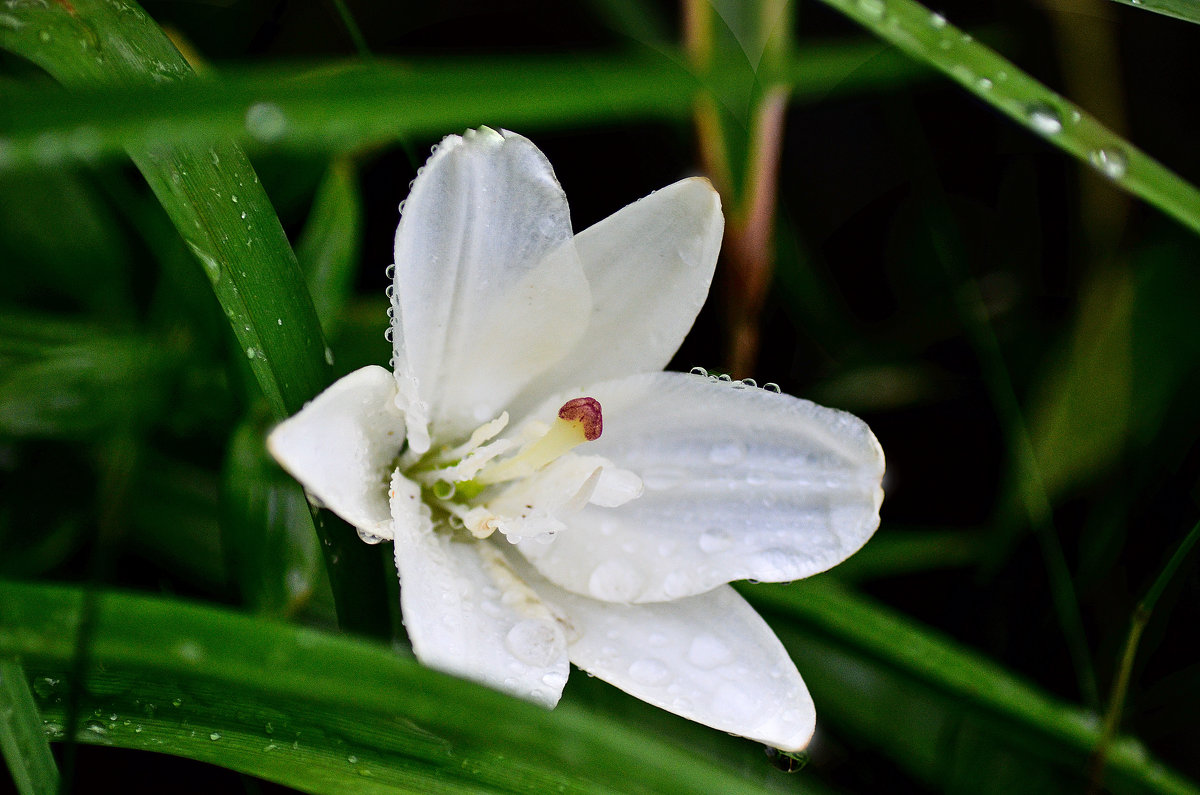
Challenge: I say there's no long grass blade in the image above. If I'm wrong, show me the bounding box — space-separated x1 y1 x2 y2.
812 0 1200 237
0 660 60 795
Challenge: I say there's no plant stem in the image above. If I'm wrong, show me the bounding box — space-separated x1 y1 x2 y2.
1089 519 1200 792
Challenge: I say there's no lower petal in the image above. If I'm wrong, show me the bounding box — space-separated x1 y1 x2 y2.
390 471 570 707
508 552 816 751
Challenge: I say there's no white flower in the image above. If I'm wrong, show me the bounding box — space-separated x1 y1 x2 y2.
268 127 884 751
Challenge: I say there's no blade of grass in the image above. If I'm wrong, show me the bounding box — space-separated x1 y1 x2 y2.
812 0 1200 238
743 579 1199 795
1090 519 1200 791
0 43 927 175
0 0 389 638
0 659 60 795
1106 0 1200 24
0 580 781 795
295 157 362 335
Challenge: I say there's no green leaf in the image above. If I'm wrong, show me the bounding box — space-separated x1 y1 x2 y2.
1029 267 1134 499
222 415 327 617
0 0 390 637
813 0 1200 238
0 313 174 440
0 581 780 794
0 168 134 318
0 659 60 795
1107 0 1200 24
295 158 363 335
0 0 329 422
0 45 927 176
744 579 1199 795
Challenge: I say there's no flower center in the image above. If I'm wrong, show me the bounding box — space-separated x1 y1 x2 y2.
408 397 628 543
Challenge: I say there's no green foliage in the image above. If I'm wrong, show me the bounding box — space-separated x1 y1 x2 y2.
0 660 60 795
1 0 1198 792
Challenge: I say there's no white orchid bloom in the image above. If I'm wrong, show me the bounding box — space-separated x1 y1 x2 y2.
268 127 884 752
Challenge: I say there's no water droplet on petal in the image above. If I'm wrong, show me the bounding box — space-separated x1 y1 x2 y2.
698 527 734 553
504 620 564 667
688 634 734 669
588 560 643 601
628 658 671 686
541 670 568 688
641 469 685 490
711 682 757 723
709 441 746 465
689 366 708 377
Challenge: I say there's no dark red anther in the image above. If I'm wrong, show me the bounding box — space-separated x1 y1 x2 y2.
558 397 603 441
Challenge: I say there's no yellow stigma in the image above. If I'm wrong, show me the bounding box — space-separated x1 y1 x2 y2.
475 397 602 485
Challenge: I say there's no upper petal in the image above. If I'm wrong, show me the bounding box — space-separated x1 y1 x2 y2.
391 128 591 451
506 552 816 751
517 371 885 602
390 471 570 707
509 178 723 418
266 365 404 538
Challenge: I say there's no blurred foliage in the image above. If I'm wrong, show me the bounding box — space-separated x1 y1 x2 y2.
1 0 1199 793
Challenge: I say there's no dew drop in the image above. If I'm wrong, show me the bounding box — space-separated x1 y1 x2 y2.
1089 147 1127 179
857 0 886 19
688 634 734 669
347 755 358 764
689 366 708 377
324 346 335 365
588 560 643 601
209 732 221 741
711 682 756 722
763 382 782 393
641 469 684 490
660 570 692 599
244 102 288 142
356 528 386 545
504 620 564 667
698 527 734 553
709 441 746 465
1027 102 1063 135
930 11 947 27
628 658 671 686
177 641 203 662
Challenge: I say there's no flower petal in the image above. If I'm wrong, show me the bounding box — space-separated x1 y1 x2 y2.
510 178 723 416
518 372 884 602
506 552 815 751
389 471 570 707
391 128 591 451
266 365 404 539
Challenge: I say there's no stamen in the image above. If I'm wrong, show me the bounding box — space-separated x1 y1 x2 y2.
557 397 602 440
475 397 604 485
